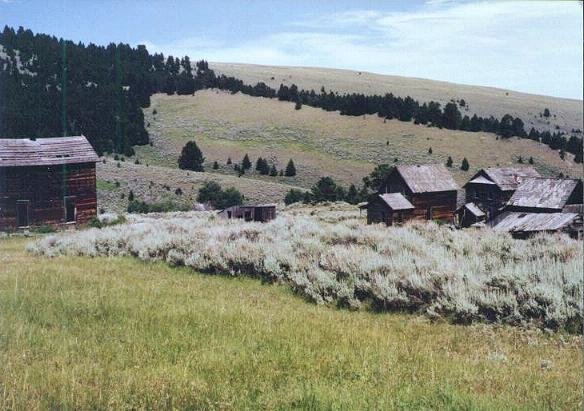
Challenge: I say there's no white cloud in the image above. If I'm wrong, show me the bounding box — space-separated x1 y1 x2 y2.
142 1 583 99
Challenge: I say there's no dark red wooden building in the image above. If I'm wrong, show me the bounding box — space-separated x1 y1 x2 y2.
0 136 99 230
371 164 459 224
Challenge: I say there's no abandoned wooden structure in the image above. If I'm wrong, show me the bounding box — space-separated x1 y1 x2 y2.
454 202 486 228
491 212 582 239
505 177 583 213
0 136 99 230
217 204 276 222
366 193 414 225
370 164 459 224
463 167 540 218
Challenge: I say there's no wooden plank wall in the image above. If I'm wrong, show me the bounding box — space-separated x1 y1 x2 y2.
409 192 457 223
0 163 96 230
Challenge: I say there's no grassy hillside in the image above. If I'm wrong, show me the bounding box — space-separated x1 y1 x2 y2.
136 91 580 191
211 62 583 135
1 235 582 409
96 159 303 213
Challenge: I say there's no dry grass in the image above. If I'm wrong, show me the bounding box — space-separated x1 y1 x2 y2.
139 91 581 190
1 233 582 409
211 62 583 135
96 159 303 213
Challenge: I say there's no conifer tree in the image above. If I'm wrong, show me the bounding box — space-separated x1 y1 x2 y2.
212 161 219 170
285 159 296 176
242 154 252 170
178 141 205 171
460 157 470 171
446 156 453 167
269 164 278 176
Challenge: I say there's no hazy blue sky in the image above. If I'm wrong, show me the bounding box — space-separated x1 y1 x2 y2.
2 0 582 99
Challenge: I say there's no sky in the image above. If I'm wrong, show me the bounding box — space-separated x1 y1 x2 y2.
1 0 582 99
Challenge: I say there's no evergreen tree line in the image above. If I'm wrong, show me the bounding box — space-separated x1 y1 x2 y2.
2 26 581 162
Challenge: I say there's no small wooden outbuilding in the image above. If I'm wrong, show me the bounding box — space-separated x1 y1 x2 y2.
366 193 414 226
374 164 459 223
0 136 99 230
217 204 276 222
454 202 486 228
491 212 582 239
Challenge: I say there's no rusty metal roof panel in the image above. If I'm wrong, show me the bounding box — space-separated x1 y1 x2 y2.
396 164 458 193
379 193 414 210
0 136 99 167
493 212 579 232
507 178 580 210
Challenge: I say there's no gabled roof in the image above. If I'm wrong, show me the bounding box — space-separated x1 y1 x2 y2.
467 175 496 185
378 193 414 210
492 212 579 233
466 167 540 191
394 164 458 193
455 202 485 217
0 136 99 167
507 178 581 210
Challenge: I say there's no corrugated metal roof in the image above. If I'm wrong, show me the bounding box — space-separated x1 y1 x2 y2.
482 166 540 191
493 212 579 232
379 193 414 210
0 136 99 166
507 178 580 210
396 164 458 193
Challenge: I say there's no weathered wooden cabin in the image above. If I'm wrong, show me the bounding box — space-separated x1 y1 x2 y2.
463 166 540 218
454 202 486 228
366 193 414 225
491 212 582 239
0 136 99 230
505 177 583 213
217 204 276 222
374 164 459 223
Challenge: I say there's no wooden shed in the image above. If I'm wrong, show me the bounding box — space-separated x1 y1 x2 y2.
505 177 583 213
491 211 583 239
217 204 276 222
366 193 414 226
454 202 486 228
376 164 459 223
464 166 540 218
0 136 99 230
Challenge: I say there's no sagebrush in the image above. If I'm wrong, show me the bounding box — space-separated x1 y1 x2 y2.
29 203 583 331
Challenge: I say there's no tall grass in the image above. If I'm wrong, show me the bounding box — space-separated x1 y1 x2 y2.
30 203 583 332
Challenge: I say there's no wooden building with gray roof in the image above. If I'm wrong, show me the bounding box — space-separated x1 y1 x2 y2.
370 164 459 224
506 177 582 213
0 136 99 230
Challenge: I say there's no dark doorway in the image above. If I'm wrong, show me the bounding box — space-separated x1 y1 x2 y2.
16 200 29 227
64 197 76 223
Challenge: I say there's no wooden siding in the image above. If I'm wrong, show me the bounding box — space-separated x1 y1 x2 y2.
366 196 413 226
465 183 511 217
0 163 97 230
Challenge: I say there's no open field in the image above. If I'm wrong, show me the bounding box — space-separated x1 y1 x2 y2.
211 62 583 135
1 232 582 409
96 159 303 213
138 91 581 190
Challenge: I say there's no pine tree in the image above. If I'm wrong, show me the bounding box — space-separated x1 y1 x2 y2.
178 141 205 171
428 147 432 154
255 157 264 171
446 156 453 167
212 161 219 170
226 157 232 165
528 156 534 164
460 157 469 171
242 154 252 170
517 156 523 163
559 149 565 160
269 164 278 176
285 159 296 177
345 184 359 204
128 190 135 202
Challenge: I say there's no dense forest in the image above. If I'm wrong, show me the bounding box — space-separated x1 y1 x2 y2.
0 25 581 161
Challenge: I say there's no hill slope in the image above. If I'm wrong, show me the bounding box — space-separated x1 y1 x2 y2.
135 90 580 193
211 63 583 135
